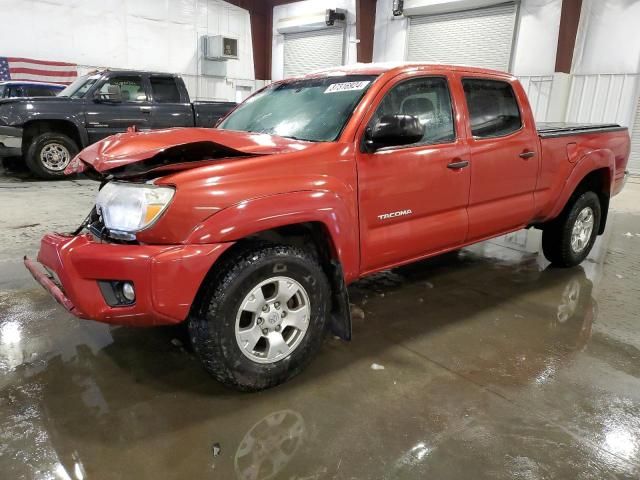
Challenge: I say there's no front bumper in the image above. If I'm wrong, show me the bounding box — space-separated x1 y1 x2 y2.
0 125 23 157
25 233 232 326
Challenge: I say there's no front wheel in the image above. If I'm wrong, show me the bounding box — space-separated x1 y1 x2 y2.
25 132 78 179
542 191 601 267
188 244 331 391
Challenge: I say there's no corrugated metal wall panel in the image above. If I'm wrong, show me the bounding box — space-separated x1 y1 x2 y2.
407 2 517 71
566 74 640 126
518 75 554 122
283 27 345 78
564 73 640 175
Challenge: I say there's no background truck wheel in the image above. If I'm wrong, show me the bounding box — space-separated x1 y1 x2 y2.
25 132 79 179
542 191 601 267
188 244 331 391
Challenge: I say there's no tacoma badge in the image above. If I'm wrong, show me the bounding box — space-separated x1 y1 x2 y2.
378 209 413 221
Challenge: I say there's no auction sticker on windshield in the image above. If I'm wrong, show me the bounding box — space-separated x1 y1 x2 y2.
324 81 370 93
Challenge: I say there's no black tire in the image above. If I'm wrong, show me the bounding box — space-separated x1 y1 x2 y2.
188 244 331 391
542 191 601 267
25 132 79 179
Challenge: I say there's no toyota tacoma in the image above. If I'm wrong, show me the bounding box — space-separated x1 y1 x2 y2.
25 63 630 390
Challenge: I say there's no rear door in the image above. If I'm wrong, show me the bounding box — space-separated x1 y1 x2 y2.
148 75 192 129
461 77 539 241
357 73 471 273
85 74 152 143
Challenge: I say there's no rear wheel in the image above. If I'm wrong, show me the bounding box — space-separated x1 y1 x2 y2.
25 132 78 179
188 244 330 391
542 191 601 267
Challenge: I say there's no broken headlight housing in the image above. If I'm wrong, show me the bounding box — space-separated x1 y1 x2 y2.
95 182 175 240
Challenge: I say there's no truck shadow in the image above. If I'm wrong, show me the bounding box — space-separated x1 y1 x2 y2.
91 242 597 398
1 236 601 477
1 159 32 180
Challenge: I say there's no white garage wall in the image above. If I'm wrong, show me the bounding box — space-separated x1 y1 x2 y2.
572 0 640 75
0 0 256 101
272 0 358 81
510 0 562 75
372 0 409 63
372 0 562 76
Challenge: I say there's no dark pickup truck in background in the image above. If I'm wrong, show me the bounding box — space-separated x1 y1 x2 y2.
0 81 65 98
0 69 236 178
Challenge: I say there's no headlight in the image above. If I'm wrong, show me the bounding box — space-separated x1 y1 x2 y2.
95 182 175 239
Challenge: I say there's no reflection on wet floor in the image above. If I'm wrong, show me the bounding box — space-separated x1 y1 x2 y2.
1 210 640 479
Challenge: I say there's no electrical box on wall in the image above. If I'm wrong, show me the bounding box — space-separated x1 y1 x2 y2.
203 35 239 61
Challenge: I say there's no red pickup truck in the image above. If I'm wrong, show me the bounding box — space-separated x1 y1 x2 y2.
25 63 630 390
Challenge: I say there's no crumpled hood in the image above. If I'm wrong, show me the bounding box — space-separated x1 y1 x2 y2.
66 127 314 176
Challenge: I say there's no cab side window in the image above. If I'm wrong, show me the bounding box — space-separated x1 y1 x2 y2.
98 76 148 102
371 77 455 146
462 79 522 138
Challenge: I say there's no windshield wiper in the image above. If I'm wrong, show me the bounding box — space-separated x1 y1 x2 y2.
282 135 319 142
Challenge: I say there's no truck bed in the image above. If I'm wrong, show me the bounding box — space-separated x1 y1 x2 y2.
537 122 626 138
193 101 237 128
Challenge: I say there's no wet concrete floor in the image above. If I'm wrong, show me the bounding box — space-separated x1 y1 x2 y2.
1 170 640 479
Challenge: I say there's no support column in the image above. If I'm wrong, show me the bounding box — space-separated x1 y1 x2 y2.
555 0 583 73
225 0 299 81
356 0 377 63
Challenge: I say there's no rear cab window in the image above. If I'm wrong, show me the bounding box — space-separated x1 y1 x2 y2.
150 76 182 103
462 78 522 138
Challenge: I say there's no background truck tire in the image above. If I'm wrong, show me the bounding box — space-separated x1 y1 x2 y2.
25 132 79 179
542 191 601 267
188 244 331 391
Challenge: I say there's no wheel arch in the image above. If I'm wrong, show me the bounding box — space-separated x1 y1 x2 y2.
22 119 86 152
547 150 614 234
188 191 359 340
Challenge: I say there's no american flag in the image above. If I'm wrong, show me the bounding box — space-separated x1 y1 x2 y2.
0 57 77 85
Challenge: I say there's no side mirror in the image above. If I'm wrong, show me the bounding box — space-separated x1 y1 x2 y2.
364 114 423 152
94 85 122 103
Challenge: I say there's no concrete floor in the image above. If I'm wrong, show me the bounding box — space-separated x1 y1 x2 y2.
1 167 640 479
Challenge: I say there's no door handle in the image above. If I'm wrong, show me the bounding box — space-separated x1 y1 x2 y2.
519 150 535 159
447 160 469 169
140 106 151 113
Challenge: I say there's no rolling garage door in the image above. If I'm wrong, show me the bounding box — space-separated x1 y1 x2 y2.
283 27 344 78
629 96 640 175
407 2 517 71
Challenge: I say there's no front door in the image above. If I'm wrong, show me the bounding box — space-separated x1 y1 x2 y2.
85 74 152 143
461 77 539 241
357 74 471 273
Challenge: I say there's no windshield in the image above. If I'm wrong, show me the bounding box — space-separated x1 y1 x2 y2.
218 75 378 142
58 74 101 98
